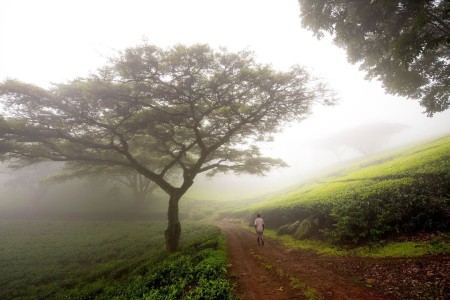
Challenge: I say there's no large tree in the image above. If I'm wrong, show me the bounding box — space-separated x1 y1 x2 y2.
0 44 333 251
298 0 450 116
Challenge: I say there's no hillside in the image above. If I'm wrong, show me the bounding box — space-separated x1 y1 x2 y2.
225 136 450 245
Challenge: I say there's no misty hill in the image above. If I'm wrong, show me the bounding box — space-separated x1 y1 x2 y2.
224 135 450 244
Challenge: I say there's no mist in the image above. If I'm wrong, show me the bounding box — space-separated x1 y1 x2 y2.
1 0 450 213
188 114 450 201
0 162 169 220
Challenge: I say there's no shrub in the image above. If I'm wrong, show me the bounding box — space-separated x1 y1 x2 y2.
328 175 450 244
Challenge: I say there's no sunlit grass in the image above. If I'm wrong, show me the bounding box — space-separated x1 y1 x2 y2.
263 229 450 258
353 236 450 258
264 229 348 256
242 136 450 214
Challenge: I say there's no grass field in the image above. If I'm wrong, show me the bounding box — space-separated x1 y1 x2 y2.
0 220 236 299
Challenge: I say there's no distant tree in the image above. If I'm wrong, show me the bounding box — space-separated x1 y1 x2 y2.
113 172 158 210
319 122 408 160
298 0 450 116
54 162 168 210
0 44 334 252
2 162 61 215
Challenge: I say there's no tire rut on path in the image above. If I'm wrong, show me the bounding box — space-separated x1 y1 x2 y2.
220 221 387 300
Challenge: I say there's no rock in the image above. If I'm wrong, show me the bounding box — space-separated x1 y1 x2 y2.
277 220 301 235
293 219 313 240
277 223 291 236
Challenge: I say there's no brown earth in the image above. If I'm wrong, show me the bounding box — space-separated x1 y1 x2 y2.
219 221 449 300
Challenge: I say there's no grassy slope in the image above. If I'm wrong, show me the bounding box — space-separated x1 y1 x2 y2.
228 136 450 245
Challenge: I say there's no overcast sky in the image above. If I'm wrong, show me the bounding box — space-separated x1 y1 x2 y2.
1 0 449 200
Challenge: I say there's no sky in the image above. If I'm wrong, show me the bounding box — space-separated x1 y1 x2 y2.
1 0 449 200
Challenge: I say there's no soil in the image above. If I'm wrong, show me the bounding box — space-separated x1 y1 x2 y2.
219 221 449 300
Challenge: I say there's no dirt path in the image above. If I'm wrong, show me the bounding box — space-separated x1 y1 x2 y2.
220 221 450 299
220 221 388 300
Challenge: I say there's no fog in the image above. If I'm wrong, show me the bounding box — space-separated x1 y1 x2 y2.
188 118 450 201
1 0 450 211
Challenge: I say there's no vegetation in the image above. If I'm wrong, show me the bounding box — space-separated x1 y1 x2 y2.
298 0 450 116
0 43 334 252
264 229 450 258
0 220 236 299
230 136 450 246
290 277 323 300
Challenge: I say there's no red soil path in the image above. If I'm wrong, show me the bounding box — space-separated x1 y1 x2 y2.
219 222 450 300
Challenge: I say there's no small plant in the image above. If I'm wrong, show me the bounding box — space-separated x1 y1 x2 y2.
275 267 285 278
290 277 323 300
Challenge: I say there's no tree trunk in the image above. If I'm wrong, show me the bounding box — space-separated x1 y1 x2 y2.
134 192 145 211
165 192 182 252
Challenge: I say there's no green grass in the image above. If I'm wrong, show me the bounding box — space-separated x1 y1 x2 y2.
290 277 323 300
264 229 450 258
248 136 449 209
0 220 237 299
264 230 348 256
353 235 450 258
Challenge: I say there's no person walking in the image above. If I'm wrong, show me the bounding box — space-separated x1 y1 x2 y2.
254 214 264 245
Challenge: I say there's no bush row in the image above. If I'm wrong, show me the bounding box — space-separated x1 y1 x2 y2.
0 221 236 299
97 226 238 300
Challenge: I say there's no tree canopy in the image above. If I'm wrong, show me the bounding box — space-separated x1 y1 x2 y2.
0 44 333 251
298 0 450 116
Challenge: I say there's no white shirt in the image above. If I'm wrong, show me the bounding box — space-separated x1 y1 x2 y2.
254 217 264 232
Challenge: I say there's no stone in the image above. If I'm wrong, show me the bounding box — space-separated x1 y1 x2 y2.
293 219 313 240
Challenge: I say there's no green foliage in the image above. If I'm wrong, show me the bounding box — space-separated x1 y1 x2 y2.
104 225 237 300
0 43 333 194
298 0 450 116
0 221 237 299
234 136 450 246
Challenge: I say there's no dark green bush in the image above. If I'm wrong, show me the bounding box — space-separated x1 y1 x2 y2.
328 175 450 244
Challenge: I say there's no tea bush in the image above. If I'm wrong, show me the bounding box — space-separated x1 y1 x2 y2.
0 221 237 299
101 226 238 300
